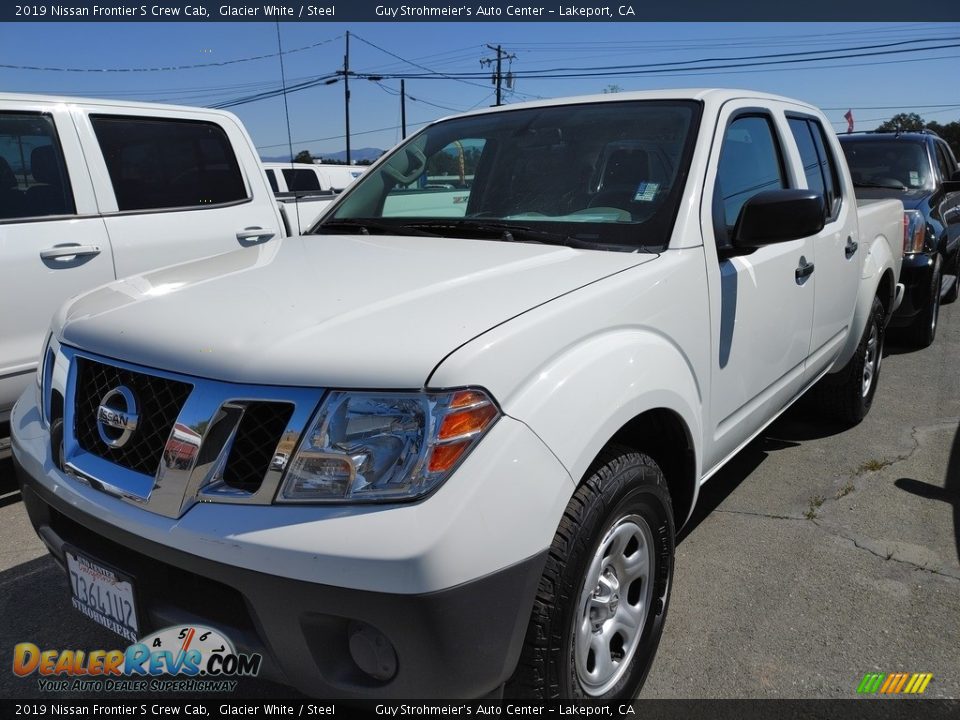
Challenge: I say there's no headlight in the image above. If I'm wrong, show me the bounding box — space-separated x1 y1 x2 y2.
903 210 926 254
278 388 500 503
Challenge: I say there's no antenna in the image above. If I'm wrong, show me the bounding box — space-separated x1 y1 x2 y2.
276 21 301 235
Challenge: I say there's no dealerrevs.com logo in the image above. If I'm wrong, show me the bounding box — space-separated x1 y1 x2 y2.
13 625 262 693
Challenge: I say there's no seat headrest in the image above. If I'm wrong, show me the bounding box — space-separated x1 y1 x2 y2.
31 145 60 185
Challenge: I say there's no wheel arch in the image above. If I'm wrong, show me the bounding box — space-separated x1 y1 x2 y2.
598 407 699 530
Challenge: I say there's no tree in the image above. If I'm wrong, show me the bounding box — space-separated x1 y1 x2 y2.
293 150 314 164
601 84 623 94
875 113 925 133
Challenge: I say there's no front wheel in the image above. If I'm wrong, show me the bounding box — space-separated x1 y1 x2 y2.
506 447 674 700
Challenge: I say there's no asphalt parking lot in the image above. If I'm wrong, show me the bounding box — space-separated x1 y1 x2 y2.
1 302 957 700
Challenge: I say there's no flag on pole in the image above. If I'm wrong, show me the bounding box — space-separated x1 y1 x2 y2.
844 109 855 134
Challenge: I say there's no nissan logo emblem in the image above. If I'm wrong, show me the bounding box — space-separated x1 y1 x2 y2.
96 386 140 449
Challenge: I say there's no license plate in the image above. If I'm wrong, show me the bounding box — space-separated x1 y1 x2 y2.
65 546 139 643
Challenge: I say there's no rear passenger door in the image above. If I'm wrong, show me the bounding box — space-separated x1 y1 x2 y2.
73 108 279 278
0 100 113 417
785 113 860 380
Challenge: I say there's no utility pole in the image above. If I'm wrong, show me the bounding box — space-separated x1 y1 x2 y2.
344 31 351 165
480 45 516 107
400 79 407 139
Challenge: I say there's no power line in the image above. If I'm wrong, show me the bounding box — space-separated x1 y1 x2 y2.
0 36 341 73
353 38 960 80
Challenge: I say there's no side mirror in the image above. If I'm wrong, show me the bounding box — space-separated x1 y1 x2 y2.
952 169 960 181
733 190 826 249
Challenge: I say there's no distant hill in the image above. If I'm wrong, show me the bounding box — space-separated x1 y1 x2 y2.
260 147 384 164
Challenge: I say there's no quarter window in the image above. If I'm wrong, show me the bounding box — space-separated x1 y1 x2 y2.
91 115 247 211
713 115 786 243
0 111 75 221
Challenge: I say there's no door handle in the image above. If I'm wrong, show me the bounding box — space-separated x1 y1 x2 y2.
236 227 275 243
795 256 815 284
40 244 102 260
845 236 858 259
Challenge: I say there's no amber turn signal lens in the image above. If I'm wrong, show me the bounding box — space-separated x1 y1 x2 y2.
438 404 497 440
449 389 488 409
428 441 469 473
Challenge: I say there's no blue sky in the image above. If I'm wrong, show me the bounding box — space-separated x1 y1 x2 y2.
2 21 959 159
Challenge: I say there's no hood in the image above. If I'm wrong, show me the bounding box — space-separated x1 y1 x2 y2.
57 235 651 388
854 186 929 211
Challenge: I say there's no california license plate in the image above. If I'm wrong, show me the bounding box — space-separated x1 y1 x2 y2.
65 546 139 643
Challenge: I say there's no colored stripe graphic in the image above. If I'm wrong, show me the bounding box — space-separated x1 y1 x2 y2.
857 672 933 694
857 673 885 693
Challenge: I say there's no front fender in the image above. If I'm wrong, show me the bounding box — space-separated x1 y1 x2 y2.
502 329 703 494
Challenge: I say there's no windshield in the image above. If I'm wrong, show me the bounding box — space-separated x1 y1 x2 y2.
840 140 933 191
316 100 702 251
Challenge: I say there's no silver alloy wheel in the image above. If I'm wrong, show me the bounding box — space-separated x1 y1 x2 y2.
862 323 879 398
574 513 655 696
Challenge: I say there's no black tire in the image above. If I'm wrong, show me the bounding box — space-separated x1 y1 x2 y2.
506 446 674 700
943 251 959 305
907 254 942 347
812 295 884 425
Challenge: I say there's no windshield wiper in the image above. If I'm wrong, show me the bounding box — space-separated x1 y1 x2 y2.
853 180 907 191
406 220 603 250
316 219 441 237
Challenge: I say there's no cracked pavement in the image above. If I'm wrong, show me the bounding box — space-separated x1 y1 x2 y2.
644 300 960 699
0 302 957 701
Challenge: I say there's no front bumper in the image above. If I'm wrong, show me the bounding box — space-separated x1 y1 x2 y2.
11 386 570 698
890 252 935 327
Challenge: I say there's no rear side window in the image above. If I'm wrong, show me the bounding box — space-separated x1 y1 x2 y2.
281 168 321 192
713 115 786 242
266 169 279 193
0 111 75 221
934 143 955 183
787 116 842 221
788 118 825 198
91 115 247 211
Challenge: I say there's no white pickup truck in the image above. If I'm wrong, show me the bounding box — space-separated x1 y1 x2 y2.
263 162 365 235
12 90 903 700
0 93 285 429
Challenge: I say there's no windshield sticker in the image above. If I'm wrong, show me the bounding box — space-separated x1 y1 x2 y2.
634 182 660 202
909 171 920 186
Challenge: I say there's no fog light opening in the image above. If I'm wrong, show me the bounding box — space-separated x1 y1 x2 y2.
348 620 397 682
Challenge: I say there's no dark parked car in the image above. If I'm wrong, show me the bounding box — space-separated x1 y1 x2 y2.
839 130 960 347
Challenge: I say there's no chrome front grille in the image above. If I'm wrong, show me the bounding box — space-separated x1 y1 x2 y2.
44 342 324 518
74 357 192 476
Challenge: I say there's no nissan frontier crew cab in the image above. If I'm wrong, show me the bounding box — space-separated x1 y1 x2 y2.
12 90 904 700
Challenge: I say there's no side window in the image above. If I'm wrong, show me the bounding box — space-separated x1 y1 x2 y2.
787 118 825 200
0 111 75 221
266 169 279 193
713 115 786 243
934 143 954 183
787 117 842 222
809 120 842 219
91 115 248 211
282 168 321 192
